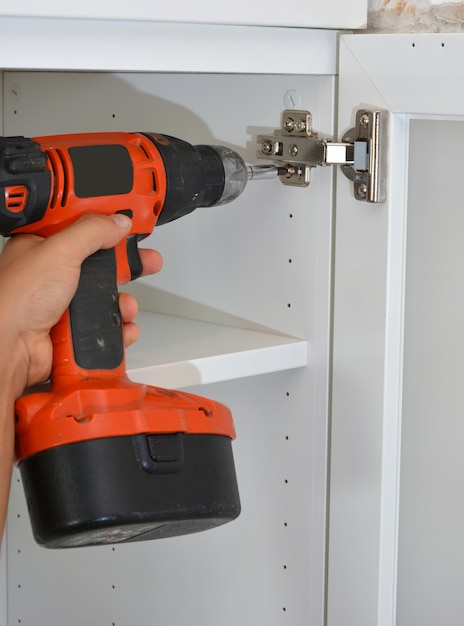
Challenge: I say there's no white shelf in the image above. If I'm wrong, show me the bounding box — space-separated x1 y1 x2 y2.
126 310 308 389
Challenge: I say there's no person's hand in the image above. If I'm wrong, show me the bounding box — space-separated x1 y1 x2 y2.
0 213 162 399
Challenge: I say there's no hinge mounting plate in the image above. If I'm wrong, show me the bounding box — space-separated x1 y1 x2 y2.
256 108 388 203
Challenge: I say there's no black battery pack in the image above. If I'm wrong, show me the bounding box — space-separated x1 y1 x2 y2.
18 433 241 549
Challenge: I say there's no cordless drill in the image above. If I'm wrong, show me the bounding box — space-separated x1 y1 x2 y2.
0 131 249 548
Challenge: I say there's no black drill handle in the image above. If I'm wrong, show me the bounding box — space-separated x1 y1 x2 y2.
69 248 124 371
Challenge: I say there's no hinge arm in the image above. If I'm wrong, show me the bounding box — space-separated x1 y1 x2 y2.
323 142 355 167
256 109 388 203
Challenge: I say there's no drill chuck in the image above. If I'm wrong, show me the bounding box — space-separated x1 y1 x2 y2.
144 134 248 225
200 145 248 206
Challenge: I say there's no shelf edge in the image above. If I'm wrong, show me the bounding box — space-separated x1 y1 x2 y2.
128 339 308 389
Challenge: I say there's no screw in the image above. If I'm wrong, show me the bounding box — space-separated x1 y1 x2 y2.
358 182 368 198
261 140 273 155
284 118 295 132
289 144 298 157
359 113 370 128
9 83 21 103
294 119 306 132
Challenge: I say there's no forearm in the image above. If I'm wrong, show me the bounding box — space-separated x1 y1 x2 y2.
0 369 17 543
0 238 14 526
0 312 28 544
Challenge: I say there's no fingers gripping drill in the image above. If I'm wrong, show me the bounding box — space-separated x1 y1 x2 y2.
0 131 256 548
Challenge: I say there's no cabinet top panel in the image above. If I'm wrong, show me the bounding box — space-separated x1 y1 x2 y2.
0 18 339 74
1 0 367 29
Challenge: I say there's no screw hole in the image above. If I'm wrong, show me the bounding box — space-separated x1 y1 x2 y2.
74 415 90 424
412 42 415 47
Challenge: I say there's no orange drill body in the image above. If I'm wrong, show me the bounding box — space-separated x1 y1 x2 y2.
12 132 168 242
0 131 245 547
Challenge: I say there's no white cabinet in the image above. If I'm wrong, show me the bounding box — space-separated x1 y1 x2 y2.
0 0 367 29
1 8 461 626
0 16 338 626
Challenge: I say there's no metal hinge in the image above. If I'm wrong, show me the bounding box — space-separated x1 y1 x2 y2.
256 108 388 203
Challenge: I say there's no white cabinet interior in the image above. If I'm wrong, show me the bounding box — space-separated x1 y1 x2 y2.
2 70 334 626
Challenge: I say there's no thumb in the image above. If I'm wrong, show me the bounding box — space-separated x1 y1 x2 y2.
45 213 132 264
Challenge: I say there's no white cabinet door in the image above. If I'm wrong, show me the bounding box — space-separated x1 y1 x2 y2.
0 0 367 29
329 33 464 626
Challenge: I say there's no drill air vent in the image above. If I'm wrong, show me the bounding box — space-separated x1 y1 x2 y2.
4 185 29 213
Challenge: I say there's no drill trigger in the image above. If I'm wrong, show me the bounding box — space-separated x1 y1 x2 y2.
126 233 148 281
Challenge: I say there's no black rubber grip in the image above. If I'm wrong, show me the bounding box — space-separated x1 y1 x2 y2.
69 248 123 370
0 136 51 235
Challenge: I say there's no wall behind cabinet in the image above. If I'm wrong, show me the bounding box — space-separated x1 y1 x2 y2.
368 0 464 31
